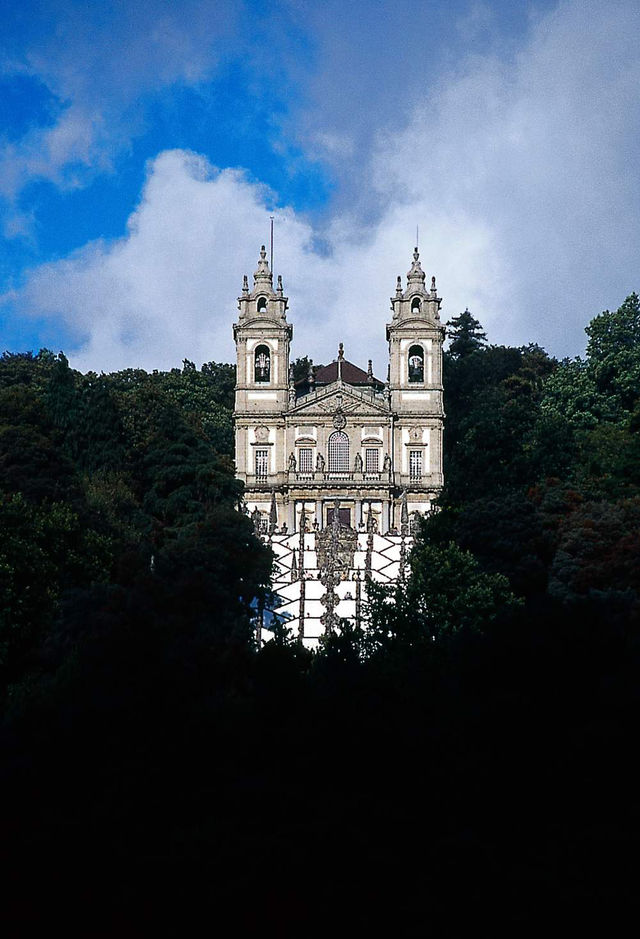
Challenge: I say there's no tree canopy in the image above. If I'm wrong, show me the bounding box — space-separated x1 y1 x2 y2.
2 295 640 932
446 307 487 359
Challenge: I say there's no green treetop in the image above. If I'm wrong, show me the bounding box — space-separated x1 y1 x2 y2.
446 308 487 359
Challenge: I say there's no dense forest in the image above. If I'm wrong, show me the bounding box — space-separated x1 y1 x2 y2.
1 295 639 932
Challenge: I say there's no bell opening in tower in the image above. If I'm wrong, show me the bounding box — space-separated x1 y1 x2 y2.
408 344 424 383
254 344 271 382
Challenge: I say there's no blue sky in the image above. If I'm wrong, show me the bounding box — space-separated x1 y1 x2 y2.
0 0 638 374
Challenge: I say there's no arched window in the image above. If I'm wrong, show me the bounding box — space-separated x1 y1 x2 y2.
408 344 424 383
328 431 350 473
257 296 267 313
411 297 422 314
254 344 271 382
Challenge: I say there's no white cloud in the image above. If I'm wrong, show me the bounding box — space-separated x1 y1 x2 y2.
363 0 640 355
0 1 240 203
0 104 111 207
4 0 640 369
5 148 504 376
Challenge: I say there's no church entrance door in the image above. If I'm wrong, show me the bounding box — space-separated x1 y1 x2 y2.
327 506 351 528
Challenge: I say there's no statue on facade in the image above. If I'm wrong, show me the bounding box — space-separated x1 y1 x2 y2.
288 452 296 472
383 453 392 474
354 452 363 473
316 453 325 472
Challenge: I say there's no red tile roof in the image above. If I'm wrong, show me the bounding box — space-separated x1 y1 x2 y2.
313 360 383 386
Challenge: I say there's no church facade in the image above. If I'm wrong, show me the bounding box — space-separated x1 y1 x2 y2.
233 245 445 645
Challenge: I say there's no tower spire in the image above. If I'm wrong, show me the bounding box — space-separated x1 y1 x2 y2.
254 244 273 290
407 246 426 287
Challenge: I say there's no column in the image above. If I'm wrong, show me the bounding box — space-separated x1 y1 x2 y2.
355 499 362 528
382 500 390 534
315 499 323 529
288 498 295 533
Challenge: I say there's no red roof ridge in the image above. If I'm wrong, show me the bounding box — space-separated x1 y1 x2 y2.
313 359 383 385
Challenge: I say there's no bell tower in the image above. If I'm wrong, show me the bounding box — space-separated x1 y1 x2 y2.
234 245 292 414
386 247 445 508
233 246 292 495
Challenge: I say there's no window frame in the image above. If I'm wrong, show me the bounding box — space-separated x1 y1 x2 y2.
298 447 314 474
409 449 423 479
255 448 269 479
365 448 379 474
328 431 350 473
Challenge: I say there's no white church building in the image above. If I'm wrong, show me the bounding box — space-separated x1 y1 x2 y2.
233 245 445 646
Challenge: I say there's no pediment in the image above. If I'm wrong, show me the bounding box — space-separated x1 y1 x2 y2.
237 315 289 330
289 382 390 419
390 316 440 329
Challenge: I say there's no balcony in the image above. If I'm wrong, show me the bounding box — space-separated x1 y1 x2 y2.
243 470 443 491
289 470 388 487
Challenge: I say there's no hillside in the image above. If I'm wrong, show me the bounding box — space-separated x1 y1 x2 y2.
1 295 639 932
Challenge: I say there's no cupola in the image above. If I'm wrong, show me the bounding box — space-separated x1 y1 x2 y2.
236 245 290 327
389 247 441 325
